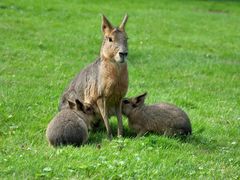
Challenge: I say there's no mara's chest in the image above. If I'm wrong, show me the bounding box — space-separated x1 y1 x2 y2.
99 62 128 98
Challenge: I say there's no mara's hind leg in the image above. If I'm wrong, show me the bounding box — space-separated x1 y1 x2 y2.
136 130 147 138
97 97 112 140
115 100 123 137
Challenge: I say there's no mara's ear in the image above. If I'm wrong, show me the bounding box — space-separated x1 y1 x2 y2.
133 92 147 107
76 100 94 114
75 99 84 112
68 100 76 109
102 14 113 35
119 14 128 31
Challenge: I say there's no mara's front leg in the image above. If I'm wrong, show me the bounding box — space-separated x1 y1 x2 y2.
115 100 123 137
97 97 113 140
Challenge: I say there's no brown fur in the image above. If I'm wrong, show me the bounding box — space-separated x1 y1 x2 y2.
59 15 129 139
122 93 192 137
46 99 95 147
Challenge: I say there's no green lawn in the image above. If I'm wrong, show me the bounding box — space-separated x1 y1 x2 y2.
1 0 240 178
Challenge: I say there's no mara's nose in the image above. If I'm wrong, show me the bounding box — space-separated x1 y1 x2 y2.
119 52 128 58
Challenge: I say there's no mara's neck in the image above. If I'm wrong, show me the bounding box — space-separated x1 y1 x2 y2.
130 105 146 117
100 55 128 69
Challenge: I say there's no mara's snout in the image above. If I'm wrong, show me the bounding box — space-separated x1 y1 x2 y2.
118 52 128 63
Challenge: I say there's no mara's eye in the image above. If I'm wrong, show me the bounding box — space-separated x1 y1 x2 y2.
108 37 113 42
123 99 130 104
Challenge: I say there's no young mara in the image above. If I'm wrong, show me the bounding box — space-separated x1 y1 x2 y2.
122 93 192 137
46 99 95 147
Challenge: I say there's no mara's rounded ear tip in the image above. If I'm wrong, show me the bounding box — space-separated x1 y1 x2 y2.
101 13 106 19
119 14 128 31
68 99 74 104
75 99 84 106
68 100 76 109
102 14 110 22
140 92 147 97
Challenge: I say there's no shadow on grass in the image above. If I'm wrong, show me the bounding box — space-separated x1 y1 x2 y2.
87 123 136 145
56 119 220 152
91 125 221 153
176 128 220 151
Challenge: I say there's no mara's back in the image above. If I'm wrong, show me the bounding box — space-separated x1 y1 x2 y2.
144 103 192 135
59 59 100 110
46 109 88 147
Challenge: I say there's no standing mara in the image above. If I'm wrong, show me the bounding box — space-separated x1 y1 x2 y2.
59 15 129 139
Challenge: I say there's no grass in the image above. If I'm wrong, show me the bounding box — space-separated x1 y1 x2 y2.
0 0 240 178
